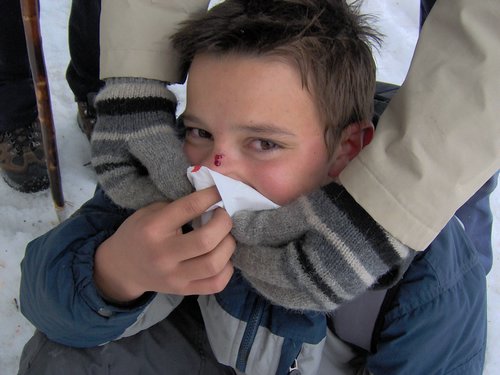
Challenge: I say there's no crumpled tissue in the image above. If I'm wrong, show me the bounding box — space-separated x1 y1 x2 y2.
187 165 279 225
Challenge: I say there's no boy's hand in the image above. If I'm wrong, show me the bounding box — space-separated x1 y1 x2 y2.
94 187 235 303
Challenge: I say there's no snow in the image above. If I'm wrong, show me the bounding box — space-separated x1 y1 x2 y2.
0 0 498 373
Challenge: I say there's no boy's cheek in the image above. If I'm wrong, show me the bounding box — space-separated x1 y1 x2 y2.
254 172 299 206
262 169 332 205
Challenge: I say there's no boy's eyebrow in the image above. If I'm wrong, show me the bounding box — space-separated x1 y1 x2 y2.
182 113 296 137
237 124 296 137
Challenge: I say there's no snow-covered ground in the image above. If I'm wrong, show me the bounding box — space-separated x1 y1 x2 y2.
0 0 498 373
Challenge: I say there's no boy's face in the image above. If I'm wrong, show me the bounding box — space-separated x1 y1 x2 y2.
182 53 336 205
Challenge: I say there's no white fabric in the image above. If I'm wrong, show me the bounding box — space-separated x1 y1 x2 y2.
187 166 279 225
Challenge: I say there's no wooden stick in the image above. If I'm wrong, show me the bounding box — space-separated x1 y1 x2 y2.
20 0 66 221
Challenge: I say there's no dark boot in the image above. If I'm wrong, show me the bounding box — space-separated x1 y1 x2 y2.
76 92 97 141
0 121 49 193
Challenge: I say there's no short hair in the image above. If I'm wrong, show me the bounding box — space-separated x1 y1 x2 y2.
172 0 381 152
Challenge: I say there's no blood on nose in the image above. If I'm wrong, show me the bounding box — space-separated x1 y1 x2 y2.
214 154 224 167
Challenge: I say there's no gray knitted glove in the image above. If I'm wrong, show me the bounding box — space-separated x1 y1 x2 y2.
231 182 416 312
91 78 193 209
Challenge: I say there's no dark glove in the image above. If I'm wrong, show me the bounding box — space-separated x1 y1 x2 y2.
91 78 193 209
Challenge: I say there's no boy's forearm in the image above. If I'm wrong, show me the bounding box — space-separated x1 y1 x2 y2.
94 239 146 304
19 190 148 347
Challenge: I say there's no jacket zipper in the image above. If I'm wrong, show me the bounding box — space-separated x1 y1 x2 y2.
235 296 266 372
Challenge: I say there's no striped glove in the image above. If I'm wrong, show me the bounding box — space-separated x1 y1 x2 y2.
231 182 416 312
91 78 192 209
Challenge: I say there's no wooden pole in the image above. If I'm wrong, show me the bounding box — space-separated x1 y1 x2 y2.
20 0 66 221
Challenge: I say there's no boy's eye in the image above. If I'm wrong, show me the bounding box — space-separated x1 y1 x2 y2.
250 139 281 151
186 127 213 140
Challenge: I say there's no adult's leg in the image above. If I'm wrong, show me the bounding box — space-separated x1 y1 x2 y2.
66 0 103 101
0 0 48 192
66 0 104 139
0 0 37 132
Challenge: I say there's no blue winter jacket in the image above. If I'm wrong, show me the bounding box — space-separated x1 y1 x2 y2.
20 187 487 374
364 217 487 374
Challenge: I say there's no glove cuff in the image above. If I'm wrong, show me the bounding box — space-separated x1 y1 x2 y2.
96 77 177 112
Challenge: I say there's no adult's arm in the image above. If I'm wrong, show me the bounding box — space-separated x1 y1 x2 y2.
340 0 500 250
101 0 499 251
94 1 210 207
99 0 210 82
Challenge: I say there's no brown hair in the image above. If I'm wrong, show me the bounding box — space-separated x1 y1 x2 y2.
172 0 381 152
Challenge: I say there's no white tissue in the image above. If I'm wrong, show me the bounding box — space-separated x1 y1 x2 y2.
187 165 280 225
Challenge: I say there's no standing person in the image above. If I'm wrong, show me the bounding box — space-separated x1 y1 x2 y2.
0 0 102 193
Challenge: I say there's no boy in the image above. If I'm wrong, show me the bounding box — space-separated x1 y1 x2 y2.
19 1 486 374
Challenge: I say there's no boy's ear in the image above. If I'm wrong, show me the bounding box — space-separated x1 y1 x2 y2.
328 121 374 178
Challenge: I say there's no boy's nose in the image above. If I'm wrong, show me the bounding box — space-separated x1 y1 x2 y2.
213 153 224 167
209 151 230 172
204 150 243 182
